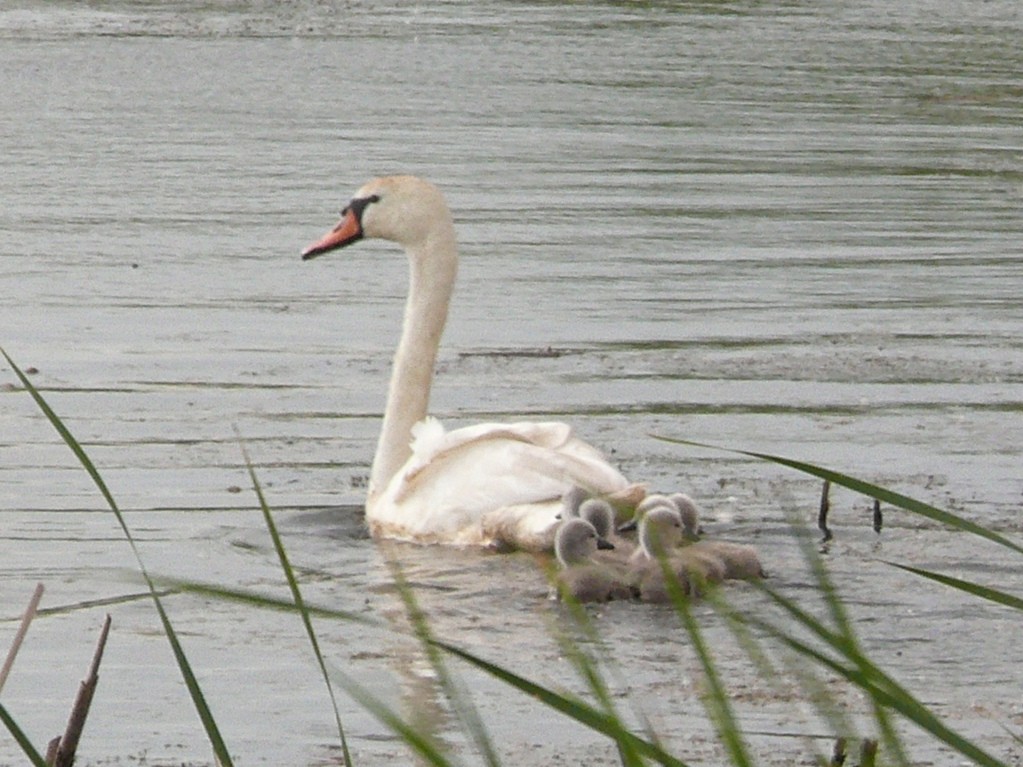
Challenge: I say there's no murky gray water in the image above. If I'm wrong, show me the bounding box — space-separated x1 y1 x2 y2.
2 2 1022 765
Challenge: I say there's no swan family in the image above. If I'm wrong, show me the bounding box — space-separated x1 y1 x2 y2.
300 175 765 593
303 175 642 550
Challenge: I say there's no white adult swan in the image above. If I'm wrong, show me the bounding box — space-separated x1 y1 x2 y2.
302 176 644 550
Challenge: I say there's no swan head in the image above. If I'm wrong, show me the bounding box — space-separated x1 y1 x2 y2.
302 175 454 259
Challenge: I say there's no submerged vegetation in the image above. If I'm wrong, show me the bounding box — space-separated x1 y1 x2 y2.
2 346 1021 766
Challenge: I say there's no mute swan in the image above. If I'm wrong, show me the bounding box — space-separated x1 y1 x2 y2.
302 176 644 549
635 492 761 579
641 495 753 585
552 518 632 603
630 506 684 563
617 493 671 533
578 498 614 536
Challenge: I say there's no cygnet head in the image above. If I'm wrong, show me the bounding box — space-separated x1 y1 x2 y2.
668 493 701 540
636 494 676 516
559 486 590 519
578 498 615 539
618 493 674 533
638 507 684 559
555 518 614 568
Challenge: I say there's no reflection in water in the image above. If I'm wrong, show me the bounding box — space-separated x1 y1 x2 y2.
1 1 1022 764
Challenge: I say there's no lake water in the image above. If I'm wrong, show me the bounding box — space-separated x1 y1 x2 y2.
1 1 1021 765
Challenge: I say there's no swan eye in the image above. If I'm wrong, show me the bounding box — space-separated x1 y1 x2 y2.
342 194 381 221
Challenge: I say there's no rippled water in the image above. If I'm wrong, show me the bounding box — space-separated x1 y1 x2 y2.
2 2 1022 765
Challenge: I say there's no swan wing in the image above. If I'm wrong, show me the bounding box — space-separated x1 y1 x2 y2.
367 419 643 550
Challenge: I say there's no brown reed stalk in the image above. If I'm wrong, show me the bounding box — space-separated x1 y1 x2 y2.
0 583 45 695
46 615 111 767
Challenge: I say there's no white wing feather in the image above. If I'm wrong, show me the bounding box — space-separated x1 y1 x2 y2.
367 419 642 550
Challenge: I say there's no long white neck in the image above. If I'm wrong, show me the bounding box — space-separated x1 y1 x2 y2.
368 223 458 500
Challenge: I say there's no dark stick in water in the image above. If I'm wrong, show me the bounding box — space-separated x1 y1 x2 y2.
818 479 832 542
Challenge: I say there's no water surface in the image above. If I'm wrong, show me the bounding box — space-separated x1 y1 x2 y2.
2 2 1021 765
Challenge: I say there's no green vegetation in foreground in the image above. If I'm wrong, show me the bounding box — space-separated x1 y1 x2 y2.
3 346 1021 767
2 348 235 767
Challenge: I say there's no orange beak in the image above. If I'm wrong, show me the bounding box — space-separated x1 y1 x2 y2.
301 207 363 260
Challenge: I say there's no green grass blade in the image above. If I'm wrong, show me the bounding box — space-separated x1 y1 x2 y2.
543 562 647 767
652 435 1023 556
325 663 457 767
148 597 235 766
751 581 1005 767
998 721 1023 748
886 563 1023 611
706 508 864 763
236 436 354 766
758 618 1007 767
716 590 859 764
555 625 646 767
0 701 49 767
28 590 173 618
385 557 501 767
2 348 234 767
779 510 910 766
155 578 378 625
432 639 691 767
2 348 119 514
658 558 752 767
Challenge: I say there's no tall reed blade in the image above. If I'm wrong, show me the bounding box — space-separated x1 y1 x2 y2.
325 665 458 767
751 580 1005 767
652 436 1023 555
236 436 353 766
658 557 752 767
886 563 1023 611
432 639 691 767
543 564 647 767
385 557 502 767
0 702 49 767
1 348 234 767
777 508 910 765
